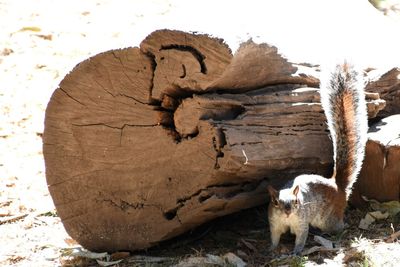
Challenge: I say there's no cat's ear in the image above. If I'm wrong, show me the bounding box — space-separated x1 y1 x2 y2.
293 185 300 197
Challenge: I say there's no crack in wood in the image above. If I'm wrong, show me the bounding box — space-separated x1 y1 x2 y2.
161 179 266 222
59 87 86 106
212 129 226 169
99 196 165 215
120 93 151 105
180 64 186 79
71 123 160 147
71 123 159 129
230 141 263 147
94 52 155 105
160 44 207 74
102 198 145 211
94 79 115 98
144 52 158 103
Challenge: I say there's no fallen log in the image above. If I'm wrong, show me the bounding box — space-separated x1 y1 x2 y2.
43 29 386 252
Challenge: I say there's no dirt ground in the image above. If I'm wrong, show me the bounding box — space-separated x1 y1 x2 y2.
0 1 174 266
1 0 400 266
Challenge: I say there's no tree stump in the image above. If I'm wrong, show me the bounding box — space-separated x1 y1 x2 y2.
43 29 386 252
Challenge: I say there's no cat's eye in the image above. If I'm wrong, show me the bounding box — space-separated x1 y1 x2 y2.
294 199 298 205
273 200 279 206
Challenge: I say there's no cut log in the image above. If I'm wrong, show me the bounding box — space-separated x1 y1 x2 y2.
43 29 386 252
350 115 400 207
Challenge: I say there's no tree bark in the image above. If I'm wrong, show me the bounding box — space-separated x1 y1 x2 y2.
43 29 387 252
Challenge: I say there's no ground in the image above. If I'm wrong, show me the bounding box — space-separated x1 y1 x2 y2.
0 0 399 266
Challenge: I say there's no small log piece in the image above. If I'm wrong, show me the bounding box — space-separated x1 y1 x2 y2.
351 115 400 207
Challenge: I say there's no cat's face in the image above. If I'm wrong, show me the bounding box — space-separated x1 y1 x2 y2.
267 185 300 216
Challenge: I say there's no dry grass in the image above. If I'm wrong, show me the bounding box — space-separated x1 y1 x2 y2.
0 0 399 266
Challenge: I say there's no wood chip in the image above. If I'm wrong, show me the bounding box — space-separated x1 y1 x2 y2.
96 259 122 266
110 251 130 260
314 235 334 249
385 230 400 243
240 239 257 251
0 214 28 225
302 246 339 256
